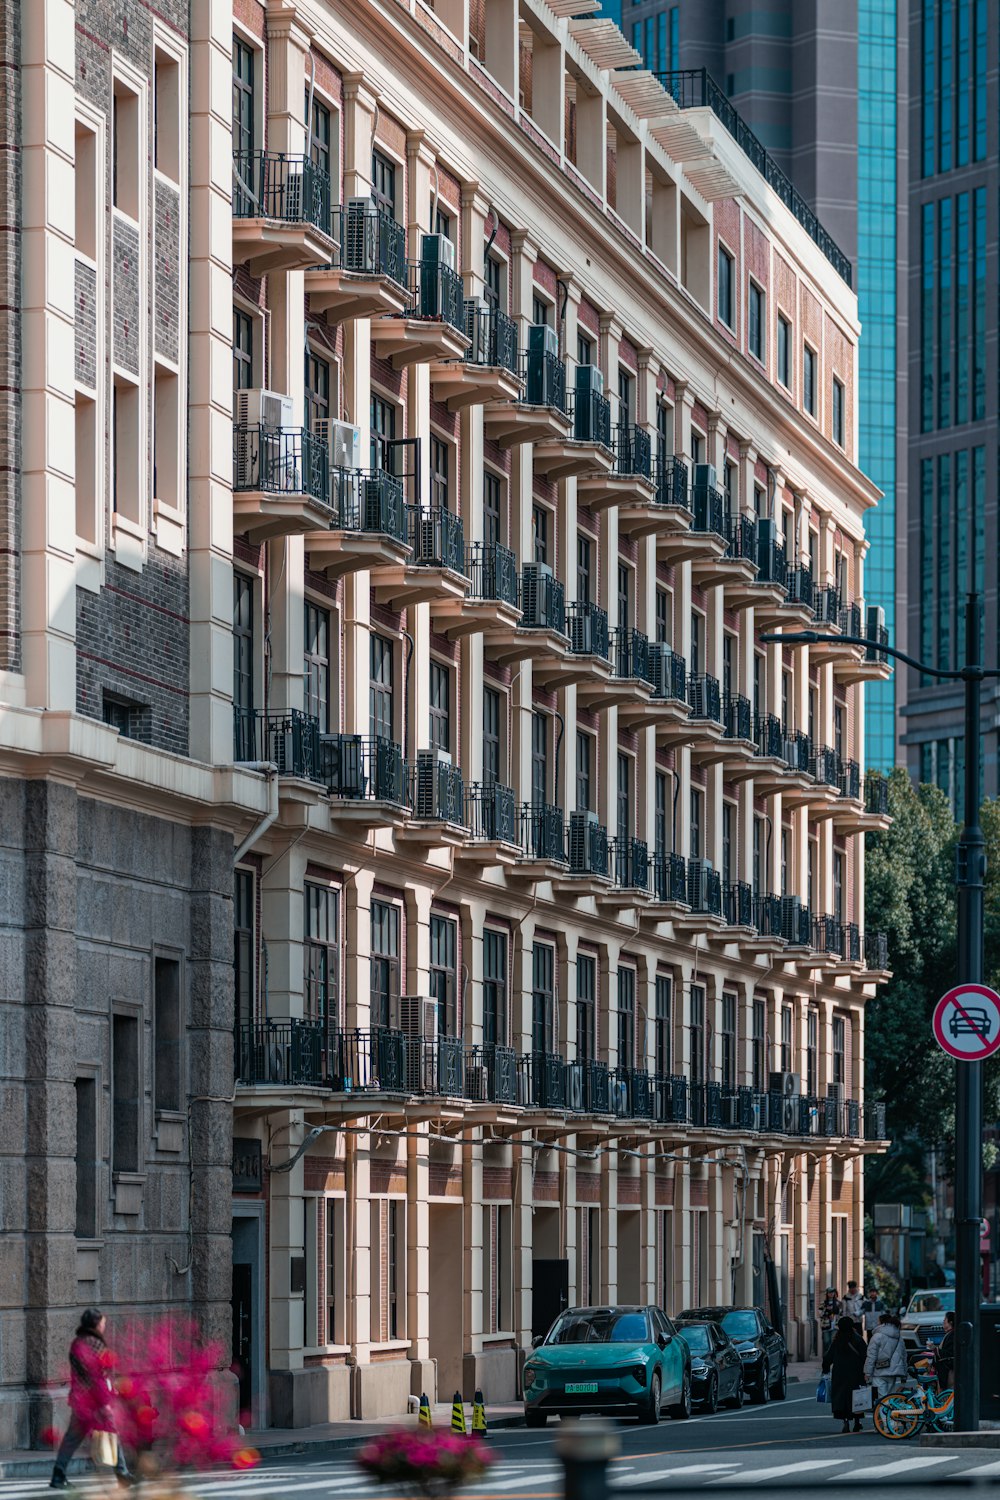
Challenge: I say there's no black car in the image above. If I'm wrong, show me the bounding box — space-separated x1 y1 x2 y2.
675 1320 744 1412
679 1305 786 1404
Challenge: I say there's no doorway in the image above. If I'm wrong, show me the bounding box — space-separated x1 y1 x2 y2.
232 1206 266 1428
618 1211 641 1302
429 1203 464 1399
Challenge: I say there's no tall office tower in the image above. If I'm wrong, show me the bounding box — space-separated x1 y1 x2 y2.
615 1 907 771
906 0 997 804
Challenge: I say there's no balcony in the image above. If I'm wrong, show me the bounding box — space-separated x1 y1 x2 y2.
805 743 843 814
465 1044 519 1113
303 466 410 579
234 706 327 784
404 752 465 829
233 424 333 542
581 625 654 714
718 692 756 776
745 530 789 621
434 541 521 639
723 880 755 930
430 303 522 410
519 1051 568 1114
605 836 650 897
649 851 689 909
835 611 893 685
656 473 727 566
320 733 411 830
779 565 817 627
304 203 410 320
488 564 570 667
514 801 568 877
672 858 725 934
644 646 696 741
373 506 468 609
232 151 334 274
619 454 691 539
742 892 786 954
576 423 655 512
457 780 520 867
694 512 758 597
372 259 470 368
484 345 572 449
687 673 726 760
554 812 611 896
864 930 890 976
534 385 621 481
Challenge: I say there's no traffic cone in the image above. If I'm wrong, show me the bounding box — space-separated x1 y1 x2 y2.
471 1388 488 1436
451 1390 467 1434
418 1392 433 1429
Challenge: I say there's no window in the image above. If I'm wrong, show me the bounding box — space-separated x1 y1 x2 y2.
748 281 763 361
234 869 255 1030
833 850 845 926
690 609 702 675
654 975 672 1076
483 929 508 1048
832 377 844 447
617 368 634 425
752 997 766 1091
103 696 138 739
484 470 502 547
370 392 396 469
717 244 733 327
577 535 592 603
691 430 704 465
655 589 670 644
618 967 636 1067
233 309 254 391
112 1012 140 1175
780 1004 792 1073
371 901 400 1028
655 773 669 858
75 1077 98 1238
690 788 702 859
577 332 593 366
304 602 331 731
531 712 548 805
153 49 180 182
307 94 332 182
690 984 705 1084
807 1009 819 1096
305 350 330 432
577 953 596 1061
532 504 549 564
370 634 394 742
753 815 764 896
780 827 790 894
617 563 631 630
112 79 140 219
232 39 255 156
153 956 182 1114
429 660 451 752
325 1199 342 1344
430 914 458 1036
532 942 555 1054
112 378 141 523
721 993 736 1090
483 688 501 783
722 801 733 887
305 883 339 1034
532 294 551 327
485 253 503 310
777 314 790 387
617 753 631 842
371 150 396 218
430 435 450 509
152 366 180 511
433 205 451 239
576 731 592 812
803 345 817 416
832 1016 846 1087
387 1199 402 1338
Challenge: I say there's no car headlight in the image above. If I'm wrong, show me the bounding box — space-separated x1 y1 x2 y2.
633 1364 647 1385
690 1361 707 1373
739 1348 758 1361
523 1366 537 1390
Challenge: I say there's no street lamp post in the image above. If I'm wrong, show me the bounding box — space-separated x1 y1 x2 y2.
762 591 992 1432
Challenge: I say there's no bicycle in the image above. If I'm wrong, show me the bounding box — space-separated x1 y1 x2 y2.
872 1357 954 1440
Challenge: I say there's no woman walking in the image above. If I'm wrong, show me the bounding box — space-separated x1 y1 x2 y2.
864 1311 907 1400
822 1314 869 1433
50 1309 131 1489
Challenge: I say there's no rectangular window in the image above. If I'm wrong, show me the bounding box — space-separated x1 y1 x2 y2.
112 379 141 523
803 345 817 416
234 868 255 1029
654 772 668 858
305 349 330 433
370 633 395 742
655 589 670 645
429 660 451 752
777 314 790 387
721 993 737 1090
577 535 592 604
154 50 181 182
112 80 140 219
690 609 702 675
233 38 255 156
807 1009 819 1096
955 190 969 425
430 914 458 1036
484 470 502 547
654 975 671 1077
972 186 985 418
577 953 596 1061
153 956 182 1114
430 435 450 509
532 503 549 565
112 1012 140 1175
371 900 400 1028
485 253 503 310
617 753 631 842
832 377 844 446
833 851 845 925
780 1004 793 1073
722 801 733 888
233 308 254 392
483 688 501 783
938 196 952 427
752 997 766 1091
305 882 339 1032
717 244 733 327
75 395 98 543
748 281 763 361
483 929 508 1048
371 150 396 218
690 984 705 1084
577 332 593 366
532 942 555 1054
532 294 551 327
832 1016 846 1087
531 712 548 806
304 602 331 732
575 731 592 812
75 1077 98 1238
617 368 634 426
690 788 702 859
152 366 179 512
617 967 636 1067
325 1198 342 1344
307 94 332 183
940 0 953 171
370 392 397 469
617 562 631 631
387 1199 402 1338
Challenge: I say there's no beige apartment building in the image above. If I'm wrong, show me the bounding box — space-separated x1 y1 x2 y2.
0 0 890 1445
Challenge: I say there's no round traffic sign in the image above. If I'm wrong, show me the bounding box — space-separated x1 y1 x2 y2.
932 984 1000 1061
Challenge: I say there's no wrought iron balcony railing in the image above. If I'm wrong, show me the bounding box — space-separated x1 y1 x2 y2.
609 835 649 891
810 744 841 788
687 672 723 722
755 532 787 588
411 754 465 823
519 801 567 864
614 423 653 480
648 644 686 701
330 202 406 285
522 347 568 413
410 258 465 330
567 814 609 878
723 512 758 564
567 600 610 660
464 301 518 373
754 711 784 760
865 930 889 970
784 565 816 614
406 505 466 574
687 859 723 915
754 891 784 938
573 387 612 447
724 880 754 927
233 707 325 781
465 1044 518 1105
233 151 331 232
655 453 690 510
235 1017 330 1087
320 734 409 806
234 424 329 503
723 691 752 741
520 1050 567 1110
330 467 407 543
814 585 842 627
520 566 566 633
465 779 517 843
653 851 688 904
692 480 725 537
865 771 890 816
610 627 652 683
783 728 812 775
839 758 861 800
466 541 518 607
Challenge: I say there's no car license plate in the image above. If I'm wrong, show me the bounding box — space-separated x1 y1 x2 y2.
565 1382 599 1394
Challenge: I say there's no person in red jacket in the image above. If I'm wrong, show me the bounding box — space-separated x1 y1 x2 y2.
50 1309 132 1489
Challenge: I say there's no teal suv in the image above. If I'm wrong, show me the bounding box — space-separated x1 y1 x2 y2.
522 1305 692 1426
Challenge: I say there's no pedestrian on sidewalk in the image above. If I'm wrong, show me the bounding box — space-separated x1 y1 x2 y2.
842 1281 863 1327
864 1312 907 1400
50 1309 131 1489
861 1286 884 1341
822 1315 868 1433
935 1311 956 1391
820 1288 842 1355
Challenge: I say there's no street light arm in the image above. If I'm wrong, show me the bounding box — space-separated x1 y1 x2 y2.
758 630 1000 681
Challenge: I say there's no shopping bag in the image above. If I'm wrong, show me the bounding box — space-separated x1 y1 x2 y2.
91 1430 119 1467
851 1386 873 1414
816 1376 828 1403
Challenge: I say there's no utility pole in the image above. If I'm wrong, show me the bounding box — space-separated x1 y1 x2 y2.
762 591 991 1430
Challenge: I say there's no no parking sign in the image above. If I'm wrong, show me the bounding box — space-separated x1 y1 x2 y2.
932 984 1000 1062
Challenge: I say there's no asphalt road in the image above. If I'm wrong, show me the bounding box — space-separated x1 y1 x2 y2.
8 1394 994 1500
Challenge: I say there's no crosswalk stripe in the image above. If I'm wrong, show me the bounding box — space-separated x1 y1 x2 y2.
955 1460 1000 1478
710 1459 850 1484
466 1472 562 1492
615 1464 742 1485
847 1455 958 1479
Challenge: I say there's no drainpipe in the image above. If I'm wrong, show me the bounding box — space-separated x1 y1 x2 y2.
233 763 279 864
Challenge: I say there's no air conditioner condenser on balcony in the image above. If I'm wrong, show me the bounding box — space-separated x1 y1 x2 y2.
414 748 451 818
569 810 600 872
464 297 491 363
566 1065 585 1112
344 197 378 273
520 561 553 626
315 418 362 472
687 857 713 910
235 388 294 431
420 232 456 271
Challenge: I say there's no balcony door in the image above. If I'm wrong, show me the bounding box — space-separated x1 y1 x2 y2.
532 712 548 807
371 900 400 1029
305 883 339 1063
483 930 508 1049
233 39 255 156
531 942 555 1055
576 954 596 1063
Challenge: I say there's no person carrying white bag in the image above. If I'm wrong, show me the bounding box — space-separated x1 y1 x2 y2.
864 1311 908 1400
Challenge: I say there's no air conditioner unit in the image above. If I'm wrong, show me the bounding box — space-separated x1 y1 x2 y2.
516 1070 529 1106
466 1064 488 1103
566 1064 585 1112
415 748 451 818
769 1071 802 1097
521 561 553 627
343 197 378 273
866 604 887 657
528 322 559 359
235 388 293 431
284 168 305 222
692 463 717 494
322 733 365 799
780 895 803 943
826 1083 846 1103
421 231 456 271
576 363 604 397
687 857 712 911
400 994 438 1039
569 810 600 872
612 1076 629 1116
314 418 362 472
464 296 491 362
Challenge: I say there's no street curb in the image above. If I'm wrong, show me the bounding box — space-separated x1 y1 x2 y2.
921 1429 1000 1447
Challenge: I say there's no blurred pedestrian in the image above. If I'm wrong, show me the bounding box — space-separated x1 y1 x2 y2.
935 1311 955 1391
50 1309 131 1489
842 1280 863 1326
822 1315 869 1433
864 1312 907 1400
861 1285 885 1341
821 1287 842 1354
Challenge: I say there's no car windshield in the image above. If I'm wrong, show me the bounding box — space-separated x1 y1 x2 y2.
679 1324 710 1352
547 1309 649 1344
720 1311 759 1340
907 1291 954 1315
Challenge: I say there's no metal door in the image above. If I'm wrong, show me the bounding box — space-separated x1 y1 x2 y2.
531 1258 569 1341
